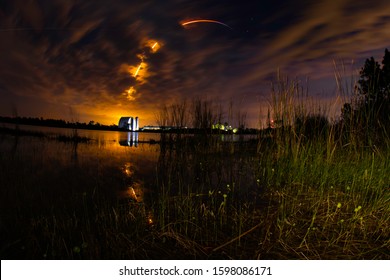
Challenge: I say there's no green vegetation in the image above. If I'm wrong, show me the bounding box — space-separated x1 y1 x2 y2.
0 51 389 259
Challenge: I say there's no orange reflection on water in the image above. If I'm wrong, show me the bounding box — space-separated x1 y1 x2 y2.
122 162 134 177
118 181 143 203
147 211 154 225
126 186 138 201
117 182 154 226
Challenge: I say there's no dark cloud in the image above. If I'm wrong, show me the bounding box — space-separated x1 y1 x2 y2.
1 0 390 127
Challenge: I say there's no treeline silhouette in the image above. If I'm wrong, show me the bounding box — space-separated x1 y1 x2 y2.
341 48 390 145
0 116 119 131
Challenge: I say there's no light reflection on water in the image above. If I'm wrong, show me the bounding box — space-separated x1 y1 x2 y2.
1 124 256 229
0 124 161 227
0 124 159 191
0 123 161 144
119 132 139 147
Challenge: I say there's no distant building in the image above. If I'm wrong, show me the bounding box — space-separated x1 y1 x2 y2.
140 125 162 131
118 116 139 131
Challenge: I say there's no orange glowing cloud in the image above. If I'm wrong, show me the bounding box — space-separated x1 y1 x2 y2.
121 39 160 101
123 86 137 101
146 40 161 53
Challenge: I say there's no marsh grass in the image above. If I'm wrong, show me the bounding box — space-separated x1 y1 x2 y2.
0 129 388 259
0 73 389 259
250 73 389 258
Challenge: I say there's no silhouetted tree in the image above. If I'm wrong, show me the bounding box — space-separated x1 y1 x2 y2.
381 48 390 99
358 57 381 101
341 49 390 145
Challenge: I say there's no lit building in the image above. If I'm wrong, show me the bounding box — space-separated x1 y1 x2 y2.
118 116 139 131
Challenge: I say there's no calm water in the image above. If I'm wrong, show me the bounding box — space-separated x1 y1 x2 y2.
0 124 163 205
0 122 161 144
0 124 257 206
0 123 262 258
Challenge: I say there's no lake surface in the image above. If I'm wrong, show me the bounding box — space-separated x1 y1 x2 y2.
0 123 264 258
1 123 388 259
0 123 163 202
0 122 161 143
0 123 259 208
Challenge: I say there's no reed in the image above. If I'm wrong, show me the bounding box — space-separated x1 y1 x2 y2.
0 71 388 259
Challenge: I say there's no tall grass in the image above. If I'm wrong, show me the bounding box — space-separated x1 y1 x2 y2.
252 72 389 259
0 72 389 259
140 74 389 258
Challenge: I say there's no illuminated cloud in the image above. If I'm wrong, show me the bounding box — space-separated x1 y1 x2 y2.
120 39 161 101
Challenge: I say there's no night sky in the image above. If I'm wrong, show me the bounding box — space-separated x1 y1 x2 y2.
1 0 390 128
